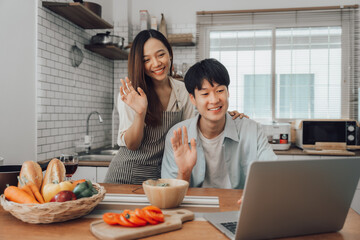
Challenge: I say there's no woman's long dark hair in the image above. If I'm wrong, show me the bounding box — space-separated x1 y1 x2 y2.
128 30 174 126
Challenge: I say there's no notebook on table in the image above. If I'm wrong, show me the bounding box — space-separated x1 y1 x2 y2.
203 158 360 240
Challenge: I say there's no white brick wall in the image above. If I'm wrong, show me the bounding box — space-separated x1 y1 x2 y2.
37 0 114 160
36 2 197 158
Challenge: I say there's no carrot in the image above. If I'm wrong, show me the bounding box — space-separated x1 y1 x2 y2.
4 186 39 204
72 179 86 188
17 176 35 199
21 176 45 204
27 181 45 204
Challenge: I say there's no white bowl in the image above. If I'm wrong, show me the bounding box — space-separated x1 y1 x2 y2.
143 179 189 209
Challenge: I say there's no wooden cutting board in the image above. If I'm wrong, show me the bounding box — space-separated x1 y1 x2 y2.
90 209 194 240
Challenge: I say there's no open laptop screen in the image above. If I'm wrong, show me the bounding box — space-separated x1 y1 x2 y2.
204 158 360 240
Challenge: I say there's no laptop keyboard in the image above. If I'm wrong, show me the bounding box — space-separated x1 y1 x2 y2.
221 221 237 234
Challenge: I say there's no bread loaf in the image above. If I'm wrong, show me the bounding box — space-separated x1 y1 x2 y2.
41 158 66 194
18 161 43 189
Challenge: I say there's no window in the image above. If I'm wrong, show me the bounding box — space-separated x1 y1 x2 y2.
277 73 314 118
197 7 358 121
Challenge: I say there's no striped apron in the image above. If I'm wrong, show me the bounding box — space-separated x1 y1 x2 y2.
104 110 183 185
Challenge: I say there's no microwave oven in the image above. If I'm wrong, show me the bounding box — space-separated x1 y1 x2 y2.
295 119 359 149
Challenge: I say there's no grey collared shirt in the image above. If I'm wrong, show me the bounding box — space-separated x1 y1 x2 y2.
161 113 277 189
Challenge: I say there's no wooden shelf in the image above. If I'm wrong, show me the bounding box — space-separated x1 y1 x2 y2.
168 33 195 46
42 1 113 29
170 42 196 47
84 45 128 60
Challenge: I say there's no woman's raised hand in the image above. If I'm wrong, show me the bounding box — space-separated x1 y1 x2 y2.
120 77 148 116
228 110 249 120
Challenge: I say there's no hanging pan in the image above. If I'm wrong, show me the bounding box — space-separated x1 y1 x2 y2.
70 42 84 68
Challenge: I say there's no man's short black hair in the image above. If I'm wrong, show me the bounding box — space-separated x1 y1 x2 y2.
184 58 230 96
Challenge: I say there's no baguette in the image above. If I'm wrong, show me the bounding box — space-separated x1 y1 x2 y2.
18 161 43 190
41 158 66 194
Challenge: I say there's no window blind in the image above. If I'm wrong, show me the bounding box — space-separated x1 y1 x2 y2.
196 6 359 121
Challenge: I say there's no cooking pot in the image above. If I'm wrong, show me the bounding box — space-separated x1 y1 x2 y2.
91 32 125 49
91 31 112 45
0 165 21 194
112 35 125 49
74 0 102 17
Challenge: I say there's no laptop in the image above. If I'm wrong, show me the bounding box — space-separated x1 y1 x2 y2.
203 158 360 240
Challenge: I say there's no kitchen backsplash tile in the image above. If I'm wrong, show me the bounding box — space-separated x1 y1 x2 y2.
36 1 196 160
37 0 114 161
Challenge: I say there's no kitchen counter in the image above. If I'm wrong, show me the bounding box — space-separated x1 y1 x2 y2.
274 145 306 155
37 158 108 168
1 184 359 240
37 145 360 168
275 145 360 155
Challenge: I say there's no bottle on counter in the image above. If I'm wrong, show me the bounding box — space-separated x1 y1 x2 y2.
151 16 157 30
140 10 149 31
159 13 167 38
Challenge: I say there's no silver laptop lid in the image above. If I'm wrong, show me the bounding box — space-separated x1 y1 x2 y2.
235 158 360 240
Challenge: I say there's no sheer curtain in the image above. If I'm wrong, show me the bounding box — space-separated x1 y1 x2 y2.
197 6 359 122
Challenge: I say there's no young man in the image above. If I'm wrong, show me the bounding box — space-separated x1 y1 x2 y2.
161 58 277 189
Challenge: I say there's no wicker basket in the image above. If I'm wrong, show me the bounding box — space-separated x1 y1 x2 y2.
0 183 106 224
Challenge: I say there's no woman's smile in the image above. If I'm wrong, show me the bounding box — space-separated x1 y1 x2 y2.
152 66 166 75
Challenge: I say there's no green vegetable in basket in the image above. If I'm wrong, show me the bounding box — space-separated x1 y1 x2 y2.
73 180 98 199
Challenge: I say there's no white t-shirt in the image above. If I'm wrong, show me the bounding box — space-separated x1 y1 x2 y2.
117 77 195 146
199 129 232 189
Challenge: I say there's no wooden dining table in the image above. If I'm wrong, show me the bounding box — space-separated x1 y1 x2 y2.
0 183 360 240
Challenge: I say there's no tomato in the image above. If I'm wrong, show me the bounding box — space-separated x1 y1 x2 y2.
143 209 164 222
142 205 162 213
103 213 120 225
126 210 147 226
103 206 165 227
50 191 77 202
135 208 158 225
118 212 139 227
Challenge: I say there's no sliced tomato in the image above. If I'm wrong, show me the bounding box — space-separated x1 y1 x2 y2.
143 209 164 223
134 208 146 220
118 213 138 227
135 208 158 225
103 212 120 225
142 205 162 213
127 210 147 226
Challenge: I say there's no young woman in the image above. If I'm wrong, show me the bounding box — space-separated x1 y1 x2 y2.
105 30 244 184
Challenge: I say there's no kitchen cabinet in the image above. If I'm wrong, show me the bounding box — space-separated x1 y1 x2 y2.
84 45 128 60
72 166 108 183
42 2 113 29
72 166 97 183
96 167 109 183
